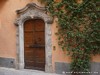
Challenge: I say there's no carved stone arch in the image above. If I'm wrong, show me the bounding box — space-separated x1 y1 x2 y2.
15 3 53 72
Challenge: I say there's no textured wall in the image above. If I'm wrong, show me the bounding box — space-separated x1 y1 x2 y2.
55 62 100 75
0 57 15 68
0 0 100 72
0 0 72 71
0 0 42 58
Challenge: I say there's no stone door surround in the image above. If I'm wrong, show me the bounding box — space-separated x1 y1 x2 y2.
15 3 53 72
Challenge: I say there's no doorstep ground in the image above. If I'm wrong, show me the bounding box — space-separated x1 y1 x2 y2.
0 67 62 75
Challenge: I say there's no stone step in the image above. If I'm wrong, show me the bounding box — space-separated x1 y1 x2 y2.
0 67 62 75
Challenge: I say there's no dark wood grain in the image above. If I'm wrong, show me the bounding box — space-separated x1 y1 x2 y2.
24 19 45 71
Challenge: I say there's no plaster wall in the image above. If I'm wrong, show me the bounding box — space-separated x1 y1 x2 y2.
0 0 41 58
0 0 100 72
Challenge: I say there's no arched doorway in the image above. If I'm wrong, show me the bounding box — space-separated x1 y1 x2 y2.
24 19 45 71
15 3 53 72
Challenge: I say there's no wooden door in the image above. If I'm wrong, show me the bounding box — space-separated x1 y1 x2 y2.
24 19 45 71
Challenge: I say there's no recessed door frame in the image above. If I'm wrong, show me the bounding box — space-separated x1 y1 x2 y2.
15 3 53 72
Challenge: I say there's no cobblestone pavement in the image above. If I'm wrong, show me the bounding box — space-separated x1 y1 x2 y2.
0 67 62 75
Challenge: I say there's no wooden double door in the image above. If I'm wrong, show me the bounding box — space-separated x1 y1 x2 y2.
24 19 45 71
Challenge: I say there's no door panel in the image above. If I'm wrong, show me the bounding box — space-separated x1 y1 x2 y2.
24 19 45 71
35 32 45 45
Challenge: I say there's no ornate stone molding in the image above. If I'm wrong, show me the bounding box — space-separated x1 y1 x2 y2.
16 3 46 14
15 3 53 72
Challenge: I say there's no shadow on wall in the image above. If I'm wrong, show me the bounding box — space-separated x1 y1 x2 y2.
0 0 8 10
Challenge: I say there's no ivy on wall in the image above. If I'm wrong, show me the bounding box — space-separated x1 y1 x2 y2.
39 0 100 75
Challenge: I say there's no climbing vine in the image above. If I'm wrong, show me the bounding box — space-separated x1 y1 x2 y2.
39 0 100 75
